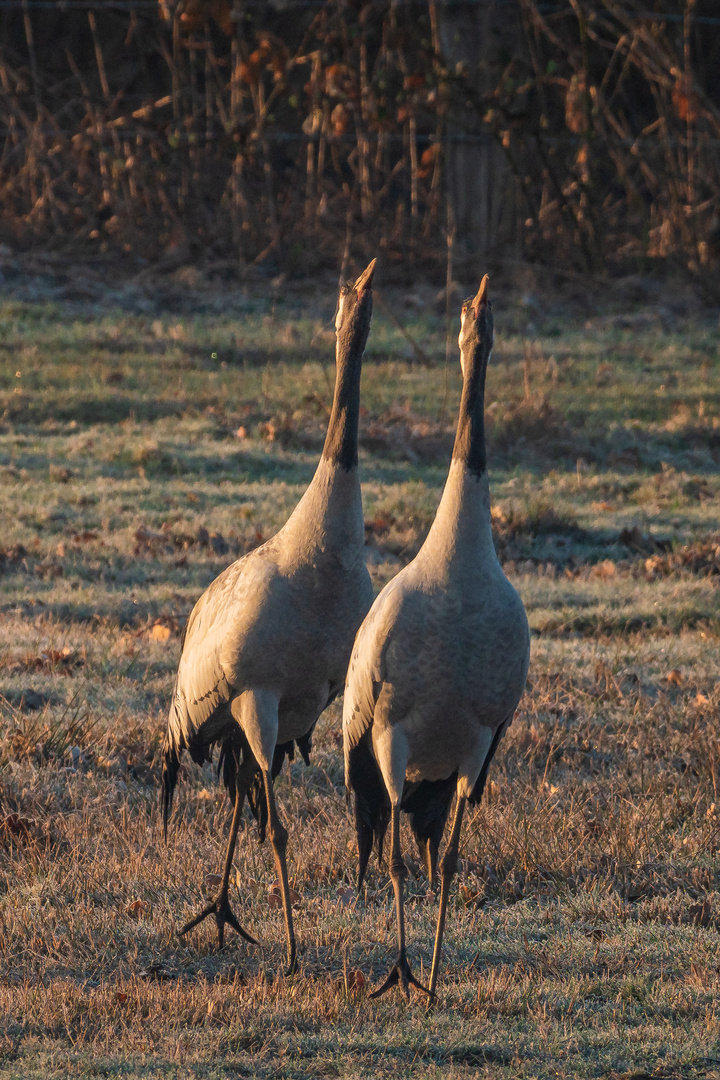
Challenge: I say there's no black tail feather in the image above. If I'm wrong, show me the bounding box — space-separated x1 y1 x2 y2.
469 720 508 806
163 710 316 845
296 721 316 766
347 734 391 889
217 738 239 800
356 806 378 890
161 738 181 842
403 773 457 886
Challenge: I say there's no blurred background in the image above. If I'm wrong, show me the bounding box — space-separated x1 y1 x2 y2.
0 0 719 290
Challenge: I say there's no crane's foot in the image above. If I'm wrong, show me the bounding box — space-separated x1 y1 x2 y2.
283 954 298 979
179 892 257 950
369 952 433 1000
282 935 298 978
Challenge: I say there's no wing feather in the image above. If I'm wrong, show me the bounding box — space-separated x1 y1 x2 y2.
342 581 401 784
166 551 277 760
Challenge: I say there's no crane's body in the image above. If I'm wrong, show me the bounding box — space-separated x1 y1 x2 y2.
343 276 529 999
347 461 527 793
162 261 376 974
168 459 369 758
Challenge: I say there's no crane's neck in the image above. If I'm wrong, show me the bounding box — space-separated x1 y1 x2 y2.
279 314 369 560
280 456 364 563
420 336 496 568
321 319 366 471
452 334 489 479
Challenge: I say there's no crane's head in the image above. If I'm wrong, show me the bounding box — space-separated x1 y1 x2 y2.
335 258 376 357
458 274 493 375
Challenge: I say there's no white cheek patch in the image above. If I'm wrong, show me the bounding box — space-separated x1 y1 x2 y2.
458 309 467 350
335 295 346 331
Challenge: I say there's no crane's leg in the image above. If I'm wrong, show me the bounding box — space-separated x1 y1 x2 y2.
261 768 297 977
179 757 257 948
428 793 467 999
231 689 297 978
370 803 431 1000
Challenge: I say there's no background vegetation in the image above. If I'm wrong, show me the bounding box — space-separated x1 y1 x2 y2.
0 0 719 284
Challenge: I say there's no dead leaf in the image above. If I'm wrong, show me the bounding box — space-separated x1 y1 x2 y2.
346 969 365 992
459 884 480 906
665 669 684 686
241 875 259 895
126 899 150 919
694 692 710 707
235 426 247 439
591 501 615 513
259 421 276 442
115 991 128 1004
336 887 355 908
205 873 222 891
591 559 616 579
15 647 84 674
148 624 171 642
268 884 301 909
72 530 99 544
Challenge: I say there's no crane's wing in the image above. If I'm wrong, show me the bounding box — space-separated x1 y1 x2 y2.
168 551 281 755
342 583 399 774
342 578 416 887
168 561 238 757
161 550 279 833
341 593 387 886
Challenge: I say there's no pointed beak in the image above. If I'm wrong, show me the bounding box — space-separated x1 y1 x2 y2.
354 258 377 295
471 274 489 315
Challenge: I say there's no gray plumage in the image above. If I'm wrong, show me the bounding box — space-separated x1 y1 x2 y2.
162 260 376 973
343 275 530 999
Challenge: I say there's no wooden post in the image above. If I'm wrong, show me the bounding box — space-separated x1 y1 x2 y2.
436 0 517 257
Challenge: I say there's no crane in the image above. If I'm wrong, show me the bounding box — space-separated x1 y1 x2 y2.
343 275 530 998
162 260 377 976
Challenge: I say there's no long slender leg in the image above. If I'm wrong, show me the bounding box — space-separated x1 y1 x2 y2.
262 769 297 977
370 804 430 999
428 793 467 998
179 759 257 948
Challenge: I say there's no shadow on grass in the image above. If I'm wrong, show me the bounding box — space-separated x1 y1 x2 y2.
535 609 720 638
2 395 187 426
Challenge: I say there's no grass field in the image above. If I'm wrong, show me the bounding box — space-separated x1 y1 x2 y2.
1 268 720 1078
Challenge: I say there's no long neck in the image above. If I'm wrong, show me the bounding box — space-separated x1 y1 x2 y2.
420 339 495 568
421 461 496 568
321 323 365 471
279 455 365 558
451 338 489 478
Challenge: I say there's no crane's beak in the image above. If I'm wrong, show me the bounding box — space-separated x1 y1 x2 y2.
471 274 489 315
354 258 377 295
